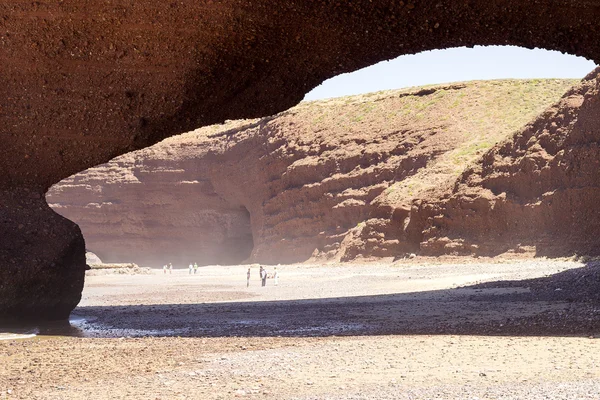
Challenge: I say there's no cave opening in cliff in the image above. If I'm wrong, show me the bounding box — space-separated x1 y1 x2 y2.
235 205 254 260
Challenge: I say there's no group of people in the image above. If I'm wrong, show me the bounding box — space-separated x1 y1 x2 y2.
162 262 200 274
162 263 279 286
188 263 199 274
247 265 278 287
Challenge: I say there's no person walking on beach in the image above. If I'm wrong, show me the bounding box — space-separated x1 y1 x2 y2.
163 264 167 274
260 266 267 287
189 263 193 275
273 267 279 286
247 267 251 287
169 263 173 274
194 262 198 274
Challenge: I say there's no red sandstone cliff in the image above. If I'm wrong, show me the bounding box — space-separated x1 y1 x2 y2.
47 79 575 267
417 68 600 258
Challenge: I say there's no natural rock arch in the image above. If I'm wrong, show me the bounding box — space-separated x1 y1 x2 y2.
2 0 600 320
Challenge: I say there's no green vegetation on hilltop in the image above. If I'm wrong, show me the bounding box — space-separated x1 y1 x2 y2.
294 79 577 204
386 79 577 203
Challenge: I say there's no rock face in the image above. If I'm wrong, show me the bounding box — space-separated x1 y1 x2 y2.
48 80 575 267
50 136 255 267
417 68 600 257
0 189 86 320
4 0 600 319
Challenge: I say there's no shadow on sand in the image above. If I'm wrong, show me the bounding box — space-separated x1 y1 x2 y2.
5 262 600 339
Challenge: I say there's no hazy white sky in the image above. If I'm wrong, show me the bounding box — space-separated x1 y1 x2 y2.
304 46 597 101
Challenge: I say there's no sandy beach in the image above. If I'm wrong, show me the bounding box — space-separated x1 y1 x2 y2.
1 259 600 399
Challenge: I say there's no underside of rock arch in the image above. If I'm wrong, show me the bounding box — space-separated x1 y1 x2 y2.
3 0 600 320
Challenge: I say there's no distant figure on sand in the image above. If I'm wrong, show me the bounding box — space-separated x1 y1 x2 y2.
194 263 198 274
189 263 193 275
274 267 279 286
260 266 267 287
247 267 251 287
169 263 173 274
163 264 167 274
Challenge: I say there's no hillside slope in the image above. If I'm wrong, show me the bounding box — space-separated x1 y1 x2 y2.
417 69 600 257
47 79 577 267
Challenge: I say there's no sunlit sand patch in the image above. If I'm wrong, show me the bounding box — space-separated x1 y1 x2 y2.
0 316 89 340
0 331 37 341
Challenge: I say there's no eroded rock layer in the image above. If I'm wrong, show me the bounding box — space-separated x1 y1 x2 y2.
48 80 575 266
418 69 600 257
49 146 255 268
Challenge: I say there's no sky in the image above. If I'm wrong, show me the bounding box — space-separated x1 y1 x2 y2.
304 46 597 101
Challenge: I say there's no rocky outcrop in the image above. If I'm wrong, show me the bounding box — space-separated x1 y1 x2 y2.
417 68 600 257
0 189 86 320
47 80 575 267
5 0 600 319
85 252 103 266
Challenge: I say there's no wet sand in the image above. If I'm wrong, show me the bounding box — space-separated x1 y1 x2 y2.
1 259 600 399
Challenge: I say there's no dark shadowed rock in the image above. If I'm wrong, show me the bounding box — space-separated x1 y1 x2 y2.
0 189 86 321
